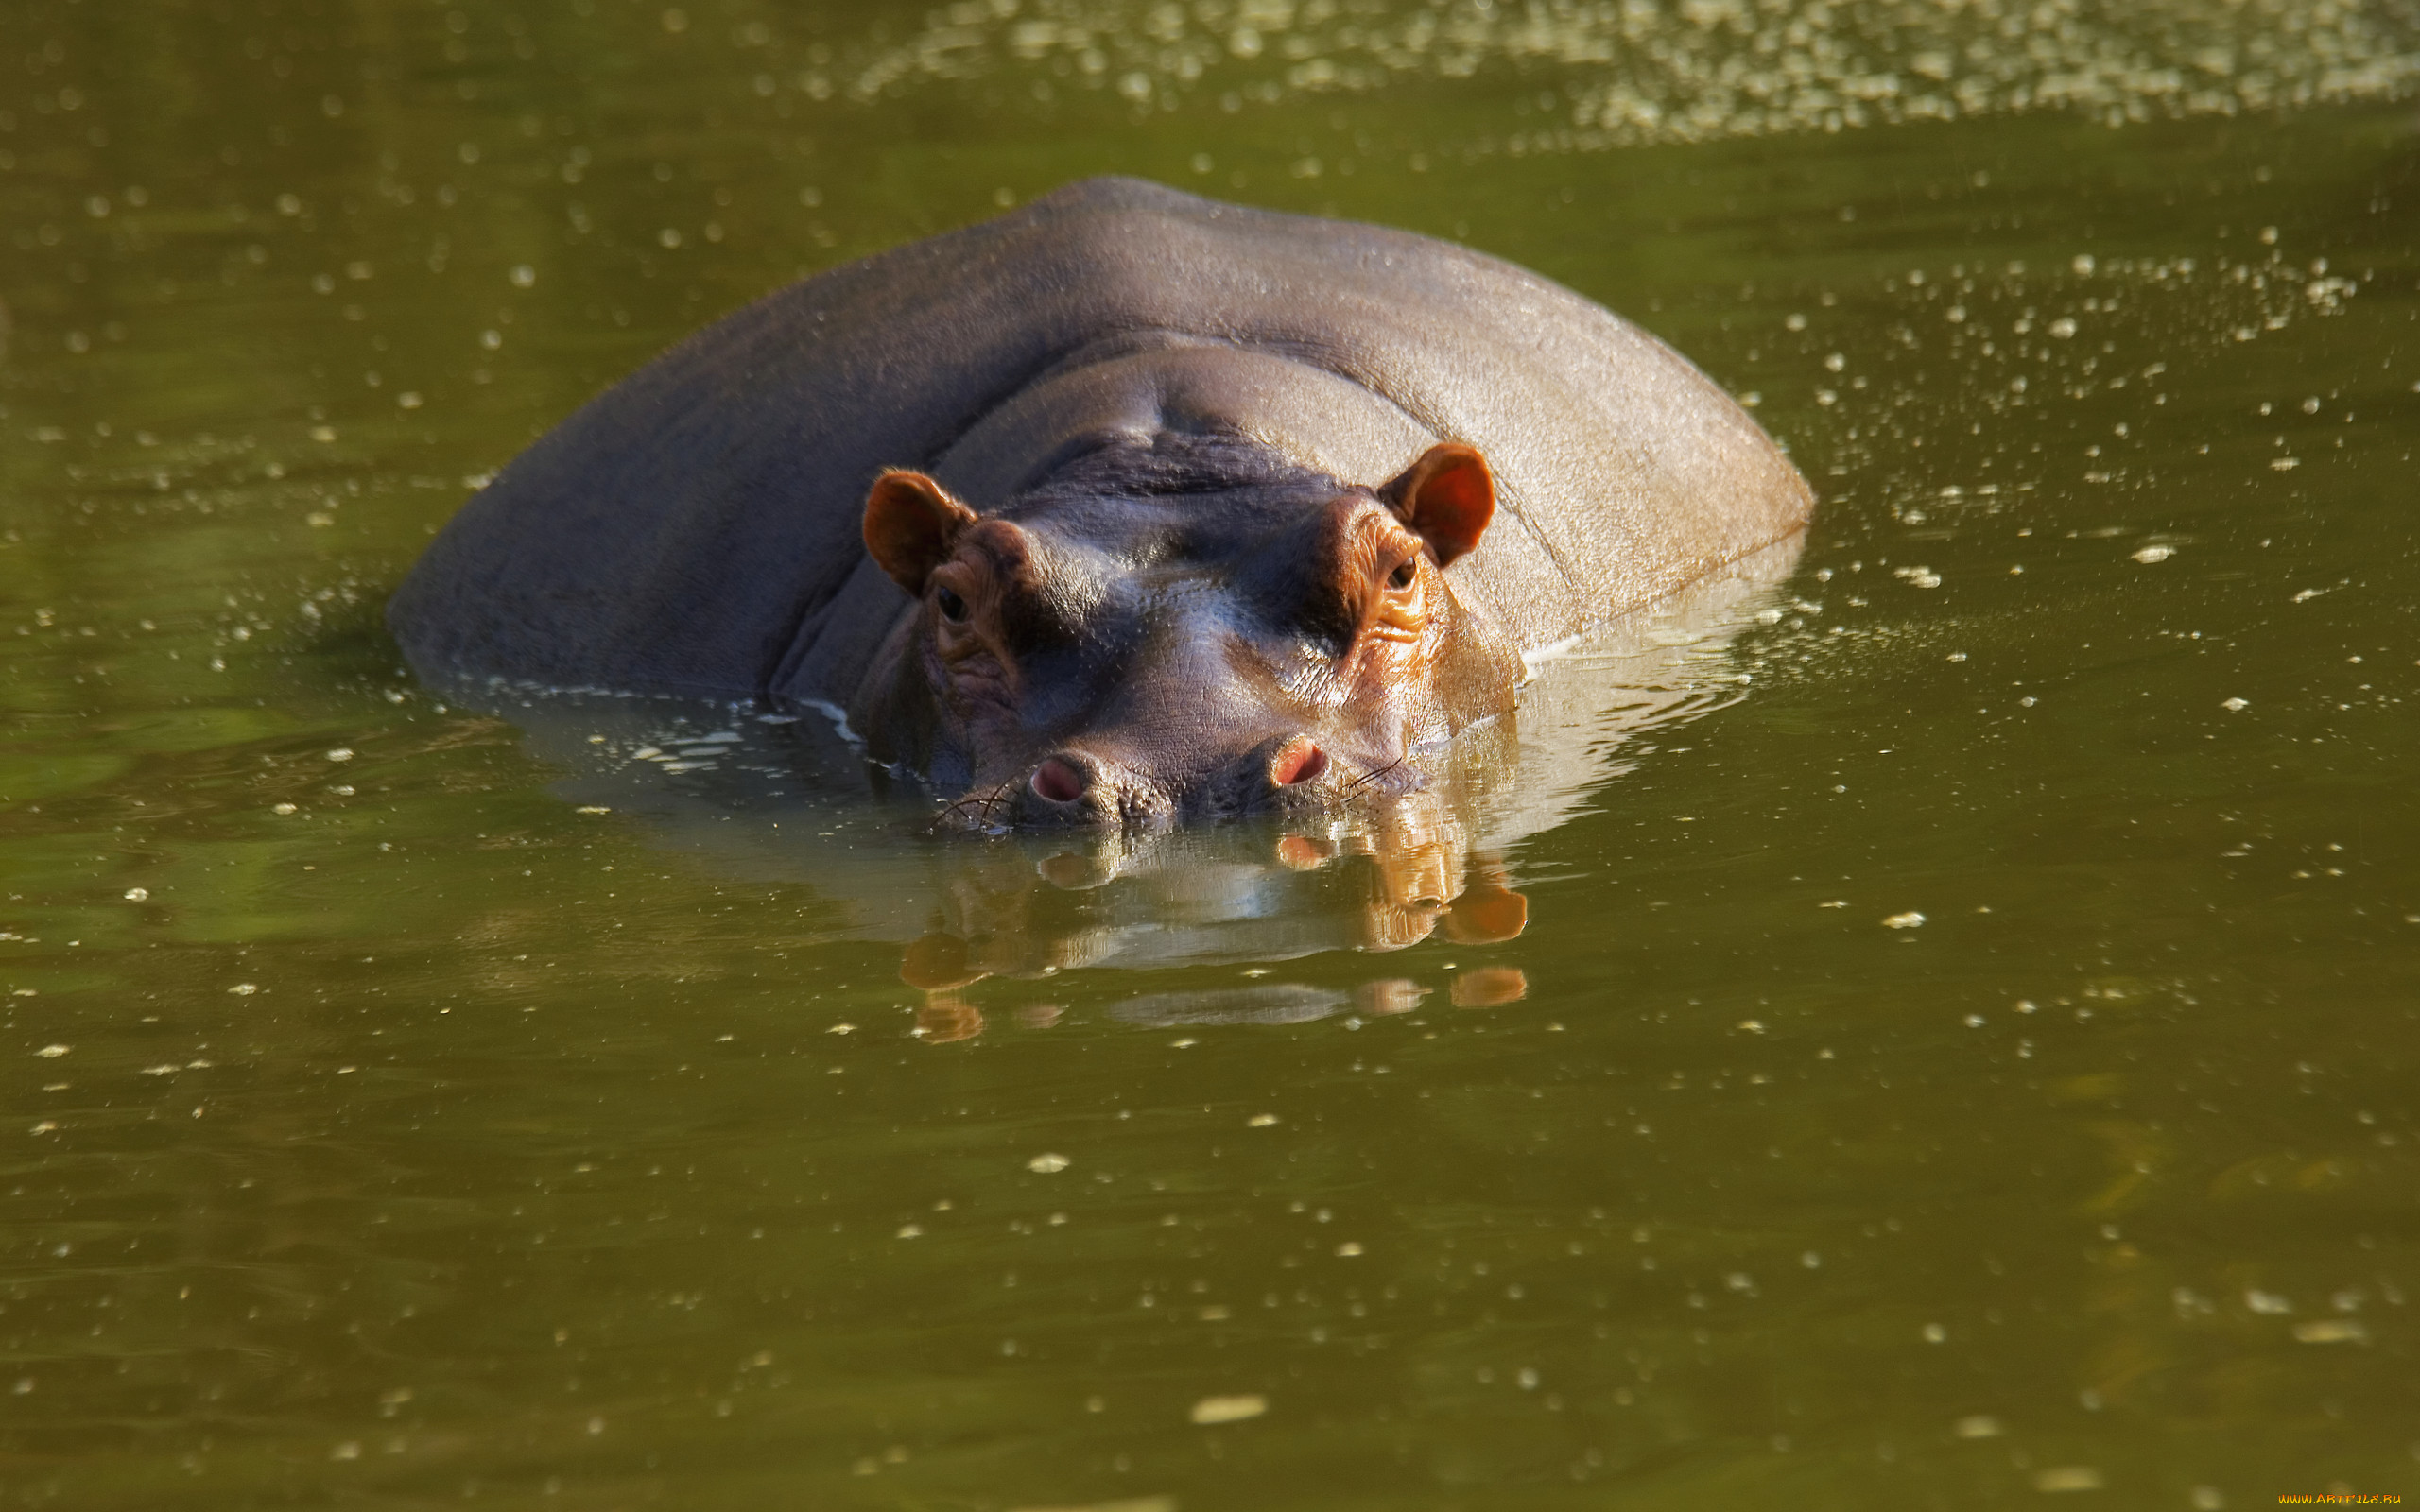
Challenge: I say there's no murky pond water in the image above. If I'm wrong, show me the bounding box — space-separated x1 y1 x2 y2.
5 2 2419 1507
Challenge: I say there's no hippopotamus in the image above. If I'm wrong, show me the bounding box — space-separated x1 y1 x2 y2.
389 176 1811 829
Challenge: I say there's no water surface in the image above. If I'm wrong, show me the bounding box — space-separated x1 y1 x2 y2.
3 2 2418 1507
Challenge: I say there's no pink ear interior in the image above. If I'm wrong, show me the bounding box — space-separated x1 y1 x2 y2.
1385 443 1496 566
862 472 977 593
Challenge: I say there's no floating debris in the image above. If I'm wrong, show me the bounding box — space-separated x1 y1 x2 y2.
1188 1394 1266 1425
1882 912 1927 929
1027 1153 1071 1174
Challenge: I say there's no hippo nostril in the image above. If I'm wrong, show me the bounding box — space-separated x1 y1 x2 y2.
1030 757 1089 804
1271 741 1328 786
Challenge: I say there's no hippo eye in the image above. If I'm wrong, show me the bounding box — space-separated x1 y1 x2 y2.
1387 559 1417 591
935 586 968 623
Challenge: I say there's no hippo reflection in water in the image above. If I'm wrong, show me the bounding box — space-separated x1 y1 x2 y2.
389 178 1813 834
477 542 1797 1028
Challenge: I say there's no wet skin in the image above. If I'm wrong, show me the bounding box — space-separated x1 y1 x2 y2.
387 177 1813 828
855 438 1517 828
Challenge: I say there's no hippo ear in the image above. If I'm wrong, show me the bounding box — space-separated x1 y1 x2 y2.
863 471 979 594
1380 442 1495 567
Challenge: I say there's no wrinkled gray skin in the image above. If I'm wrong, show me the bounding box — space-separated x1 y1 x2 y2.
389 177 1812 829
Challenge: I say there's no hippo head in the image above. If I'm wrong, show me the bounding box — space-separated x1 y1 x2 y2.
849 438 1525 830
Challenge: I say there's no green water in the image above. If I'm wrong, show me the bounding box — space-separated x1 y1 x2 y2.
4 3 2418 1507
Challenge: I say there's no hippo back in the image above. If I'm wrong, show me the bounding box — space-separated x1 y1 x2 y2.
388 176 1810 704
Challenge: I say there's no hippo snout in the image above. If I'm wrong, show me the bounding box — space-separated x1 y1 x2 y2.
984 734 1351 831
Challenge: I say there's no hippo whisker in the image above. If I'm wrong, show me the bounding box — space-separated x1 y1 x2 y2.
936 782 1020 834
1345 755 1410 796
